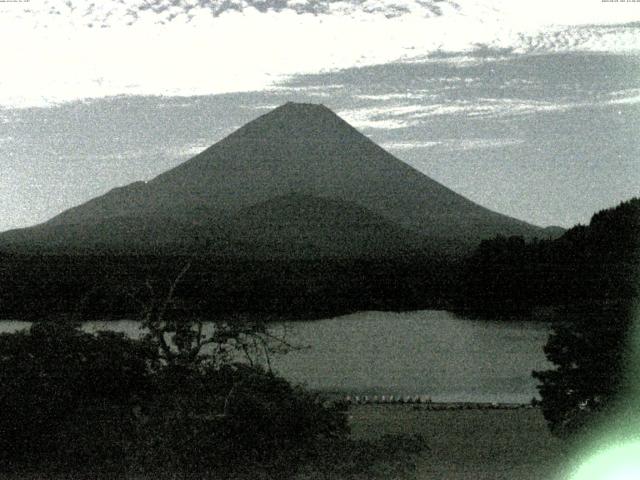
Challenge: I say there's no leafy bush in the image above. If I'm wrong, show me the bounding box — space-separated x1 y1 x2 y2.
0 322 349 477
0 321 154 471
532 301 633 437
128 362 349 474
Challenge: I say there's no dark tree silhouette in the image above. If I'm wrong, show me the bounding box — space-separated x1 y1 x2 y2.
455 198 640 318
0 266 349 477
532 301 634 437
530 198 640 436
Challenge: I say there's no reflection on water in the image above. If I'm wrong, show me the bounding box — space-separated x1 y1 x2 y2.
0 310 551 403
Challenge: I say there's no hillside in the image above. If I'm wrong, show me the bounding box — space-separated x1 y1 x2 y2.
225 193 427 259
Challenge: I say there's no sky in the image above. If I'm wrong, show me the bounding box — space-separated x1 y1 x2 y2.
0 0 639 232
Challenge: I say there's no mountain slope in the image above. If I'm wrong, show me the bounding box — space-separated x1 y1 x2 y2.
0 193 425 258
1 102 548 255
225 193 427 259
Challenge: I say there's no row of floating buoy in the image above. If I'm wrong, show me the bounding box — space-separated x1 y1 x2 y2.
342 396 535 409
344 395 432 404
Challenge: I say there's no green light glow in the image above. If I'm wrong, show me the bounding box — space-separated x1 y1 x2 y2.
566 298 640 480
570 442 640 480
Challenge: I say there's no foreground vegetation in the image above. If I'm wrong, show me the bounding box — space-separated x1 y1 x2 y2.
519 199 638 439
0 317 429 479
0 198 637 476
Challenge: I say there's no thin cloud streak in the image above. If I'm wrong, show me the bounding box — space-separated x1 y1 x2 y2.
339 87 640 131
382 138 525 151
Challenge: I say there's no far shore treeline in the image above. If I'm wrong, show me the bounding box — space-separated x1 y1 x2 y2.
455 197 639 320
0 253 457 321
0 197 637 323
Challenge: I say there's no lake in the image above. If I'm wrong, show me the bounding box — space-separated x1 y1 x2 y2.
0 310 552 403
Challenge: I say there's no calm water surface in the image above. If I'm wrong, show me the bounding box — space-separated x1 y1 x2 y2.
0 310 551 403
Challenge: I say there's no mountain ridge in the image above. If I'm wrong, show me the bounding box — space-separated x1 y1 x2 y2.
1 102 553 256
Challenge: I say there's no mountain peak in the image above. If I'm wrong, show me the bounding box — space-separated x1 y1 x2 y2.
280 101 329 110
260 101 337 123
228 101 355 145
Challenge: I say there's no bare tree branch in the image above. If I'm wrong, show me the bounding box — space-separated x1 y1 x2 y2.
157 261 192 325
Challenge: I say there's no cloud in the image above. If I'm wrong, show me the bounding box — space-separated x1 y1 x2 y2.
0 0 460 25
607 88 640 106
53 143 210 164
0 0 638 107
381 140 442 149
169 144 211 158
339 105 429 129
355 91 442 101
265 84 345 99
452 138 525 150
508 24 640 55
3 0 638 28
339 98 583 130
338 85 640 132
382 138 524 151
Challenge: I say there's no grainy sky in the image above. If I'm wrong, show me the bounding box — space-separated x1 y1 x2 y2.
1 0 639 231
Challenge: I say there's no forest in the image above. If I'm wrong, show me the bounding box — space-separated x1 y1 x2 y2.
0 252 458 321
453 198 639 319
